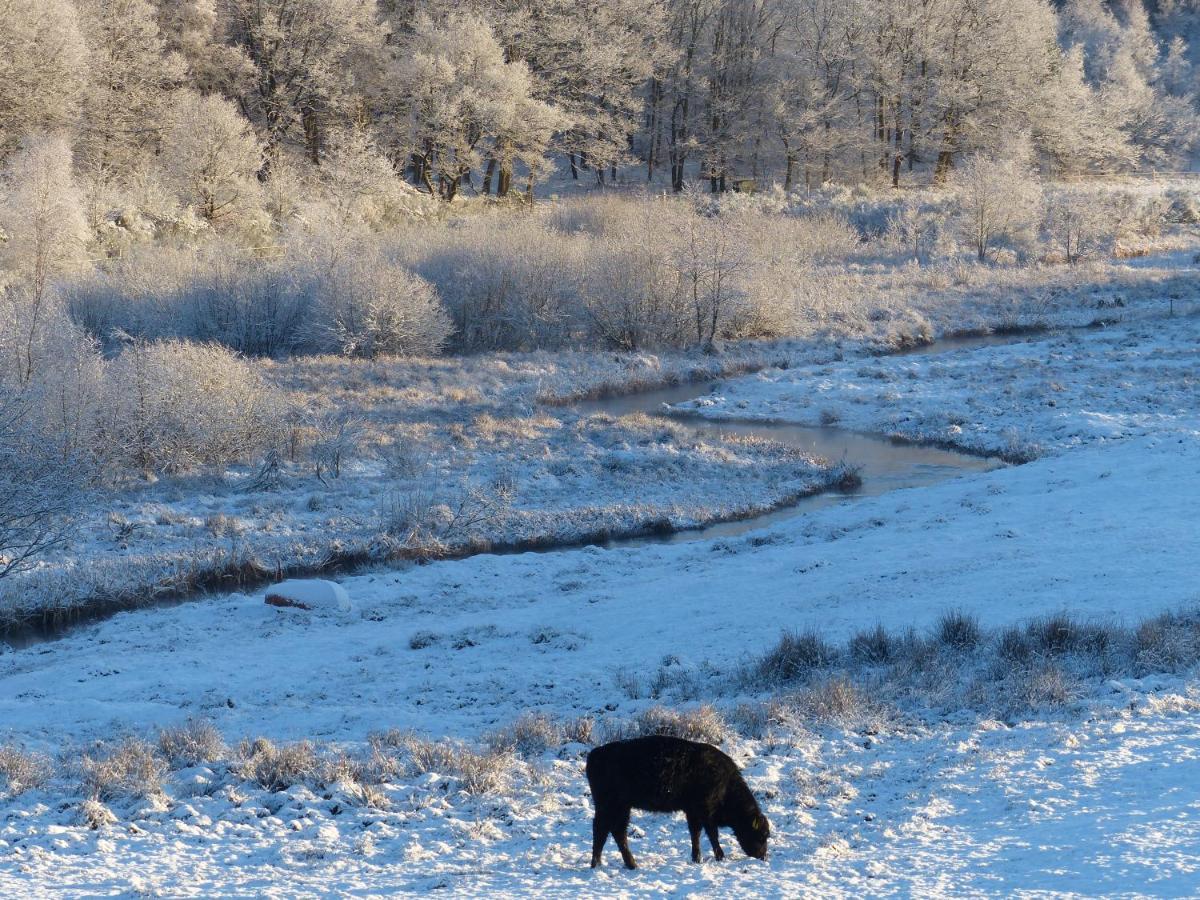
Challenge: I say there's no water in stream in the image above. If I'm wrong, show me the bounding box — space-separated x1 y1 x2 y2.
570 332 1022 546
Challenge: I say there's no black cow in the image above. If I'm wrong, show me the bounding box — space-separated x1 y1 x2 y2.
585 735 770 869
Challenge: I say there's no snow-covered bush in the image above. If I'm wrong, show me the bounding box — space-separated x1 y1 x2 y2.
1164 187 1200 224
405 214 585 351
1043 189 1117 263
948 141 1043 261
237 738 318 792
0 745 52 797
67 243 311 357
485 712 561 758
886 200 949 263
309 253 452 358
82 738 167 802
750 629 838 686
101 340 286 473
157 719 226 768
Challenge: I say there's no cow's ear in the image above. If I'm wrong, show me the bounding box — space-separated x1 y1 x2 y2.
753 815 764 829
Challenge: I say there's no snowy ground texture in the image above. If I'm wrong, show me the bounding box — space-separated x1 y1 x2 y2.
2 300 1199 896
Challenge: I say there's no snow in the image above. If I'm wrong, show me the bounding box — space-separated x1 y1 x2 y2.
1 308 1199 896
669 317 1200 459
264 580 352 613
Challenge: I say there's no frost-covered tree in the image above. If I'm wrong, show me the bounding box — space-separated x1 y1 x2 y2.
1043 189 1114 264
0 0 89 158
159 92 264 225
391 12 559 200
321 128 433 228
949 139 1044 261
670 199 748 346
223 0 384 163
0 135 91 383
76 0 186 177
0 396 82 580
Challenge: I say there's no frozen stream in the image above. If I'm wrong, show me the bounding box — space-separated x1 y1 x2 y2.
567 332 1027 546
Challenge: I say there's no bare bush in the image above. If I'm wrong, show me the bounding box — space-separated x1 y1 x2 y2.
563 716 596 745
0 744 52 796
752 629 837 685
82 738 167 802
237 738 318 792
102 340 287 473
936 610 982 651
157 719 225 768
485 712 560 758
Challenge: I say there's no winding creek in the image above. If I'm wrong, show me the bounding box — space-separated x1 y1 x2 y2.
570 332 1024 547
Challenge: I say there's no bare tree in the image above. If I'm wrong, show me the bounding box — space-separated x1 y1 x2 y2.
0 397 80 580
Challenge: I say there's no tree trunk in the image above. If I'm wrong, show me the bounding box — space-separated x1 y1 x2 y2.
483 158 496 196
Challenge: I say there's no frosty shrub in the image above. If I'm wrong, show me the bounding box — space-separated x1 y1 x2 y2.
0 744 52 796
936 610 982 651
82 738 167 802
1042 189 1116 263
78 798 118 830
1164 188 1200 224
485 712 561 758
406 214 584 352
1134 612 1200 674
785 677 882 727
67 243 311 357
310 253 452 358
1008 663 1077 710
607 704 729 745
849 623 894 664
157 719 225 768
752 629 838 686
102 340 286 473
949 140 1043 261
886 200 947 263
309 411 364 481
0 395 83 578
383 732 510 795
237 738 318 792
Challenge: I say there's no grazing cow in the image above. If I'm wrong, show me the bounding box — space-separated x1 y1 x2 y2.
585 735 770 869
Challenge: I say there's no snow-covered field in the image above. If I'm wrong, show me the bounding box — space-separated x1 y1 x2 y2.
2 303 1199 896
673 314 1200 460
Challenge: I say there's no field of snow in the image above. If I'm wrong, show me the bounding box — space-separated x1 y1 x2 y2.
2 298 1199 896
672 315 1200 460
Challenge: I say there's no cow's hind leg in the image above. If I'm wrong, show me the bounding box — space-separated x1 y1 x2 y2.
612 807 637 870
590 809 609 868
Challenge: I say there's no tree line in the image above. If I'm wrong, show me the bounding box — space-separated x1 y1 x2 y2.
1 0 1197 210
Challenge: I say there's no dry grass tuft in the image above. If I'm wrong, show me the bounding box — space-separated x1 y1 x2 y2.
82 738 167 802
